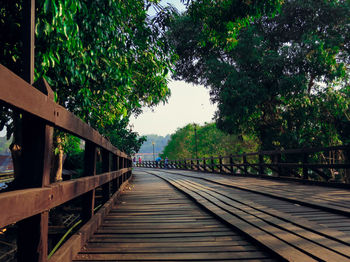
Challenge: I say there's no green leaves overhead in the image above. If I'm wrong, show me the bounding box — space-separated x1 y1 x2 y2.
169 0 350 150
1 0 176 154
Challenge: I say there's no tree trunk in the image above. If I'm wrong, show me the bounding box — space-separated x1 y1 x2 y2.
52 136 64 182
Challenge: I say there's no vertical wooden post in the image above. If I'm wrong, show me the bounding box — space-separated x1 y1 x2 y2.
119 156 124 185
229 154 234 174
81 141 96 222
111 155 118 193
277 153 283 177
17 2 51 259
211 156 215 173
219 155 223 174
203 158 207 172
17 122 52 262
196 159 200 171
191 160 194 170
259 153 264 175
243 154 248 175
303 153 308 179
102 150 111 203
17 81 54 262
344 147 350 183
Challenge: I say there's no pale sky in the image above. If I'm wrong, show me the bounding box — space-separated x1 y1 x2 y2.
130 81 217 136
130 1 218 137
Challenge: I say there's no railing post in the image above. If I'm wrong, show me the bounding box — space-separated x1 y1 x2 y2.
191 160 194 170
229 154 234 174
259 153 265 175
203 158 207 172
243 154 248 175
119 156 123 186
211 156 215 173
277 153 283 176
17 79 54 262
303 152 308 179
272 153 282 177
219 155 223 174
344 147 350 183
102 149 111 203
112 155 118 192
81 141 97 222
197 159 200 171
184 159 187 170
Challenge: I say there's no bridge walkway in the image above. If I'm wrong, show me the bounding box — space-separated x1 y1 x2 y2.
73 171 276 261
73 168 350 261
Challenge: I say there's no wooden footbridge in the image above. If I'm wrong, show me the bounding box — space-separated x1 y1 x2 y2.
2 60 350 261
1 55 350 262
1 2 350 260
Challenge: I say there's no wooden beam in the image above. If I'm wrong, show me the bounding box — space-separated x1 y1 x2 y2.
49 176 132 262
0 168 131 228
0 64 129 159
102 150 111 202
81 141 97 222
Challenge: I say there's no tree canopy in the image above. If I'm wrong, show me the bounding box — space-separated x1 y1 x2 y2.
1 0 176 154
169 0 350 150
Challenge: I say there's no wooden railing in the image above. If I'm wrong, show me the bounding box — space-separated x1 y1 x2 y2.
137 145 350 185
0 64 132 261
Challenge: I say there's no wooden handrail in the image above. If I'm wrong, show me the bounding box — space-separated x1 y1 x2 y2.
0 168 131 228
0 64 128 159
0 63 132 261
137 145 350 185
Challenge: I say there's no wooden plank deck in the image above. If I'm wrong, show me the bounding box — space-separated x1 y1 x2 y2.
73 171 276 261
72 168 350 261
144 169 350 262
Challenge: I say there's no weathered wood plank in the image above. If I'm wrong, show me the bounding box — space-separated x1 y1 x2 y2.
73 172 275 262
49 175 132 262
0 168 131 228
0 64 128 158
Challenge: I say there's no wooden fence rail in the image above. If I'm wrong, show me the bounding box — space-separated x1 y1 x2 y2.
0 64 132 261
137 145 350 185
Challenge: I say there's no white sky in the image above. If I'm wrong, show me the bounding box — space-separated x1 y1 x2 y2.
129 1 218 137
130 80 217 136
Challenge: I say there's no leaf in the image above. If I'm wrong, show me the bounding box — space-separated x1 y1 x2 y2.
44 0 50 13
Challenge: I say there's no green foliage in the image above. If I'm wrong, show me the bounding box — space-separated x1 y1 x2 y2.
161 123 258 159
184 0 283 50
170 0 350 150
1 0 176 154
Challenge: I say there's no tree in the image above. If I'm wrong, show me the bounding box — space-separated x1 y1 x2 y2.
169 0 350 150
0 0 176 181
161 123 258 159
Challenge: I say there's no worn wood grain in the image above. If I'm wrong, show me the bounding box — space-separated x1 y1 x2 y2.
73 172 275 261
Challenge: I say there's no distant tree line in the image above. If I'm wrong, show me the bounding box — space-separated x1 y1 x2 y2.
160 123 258 160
